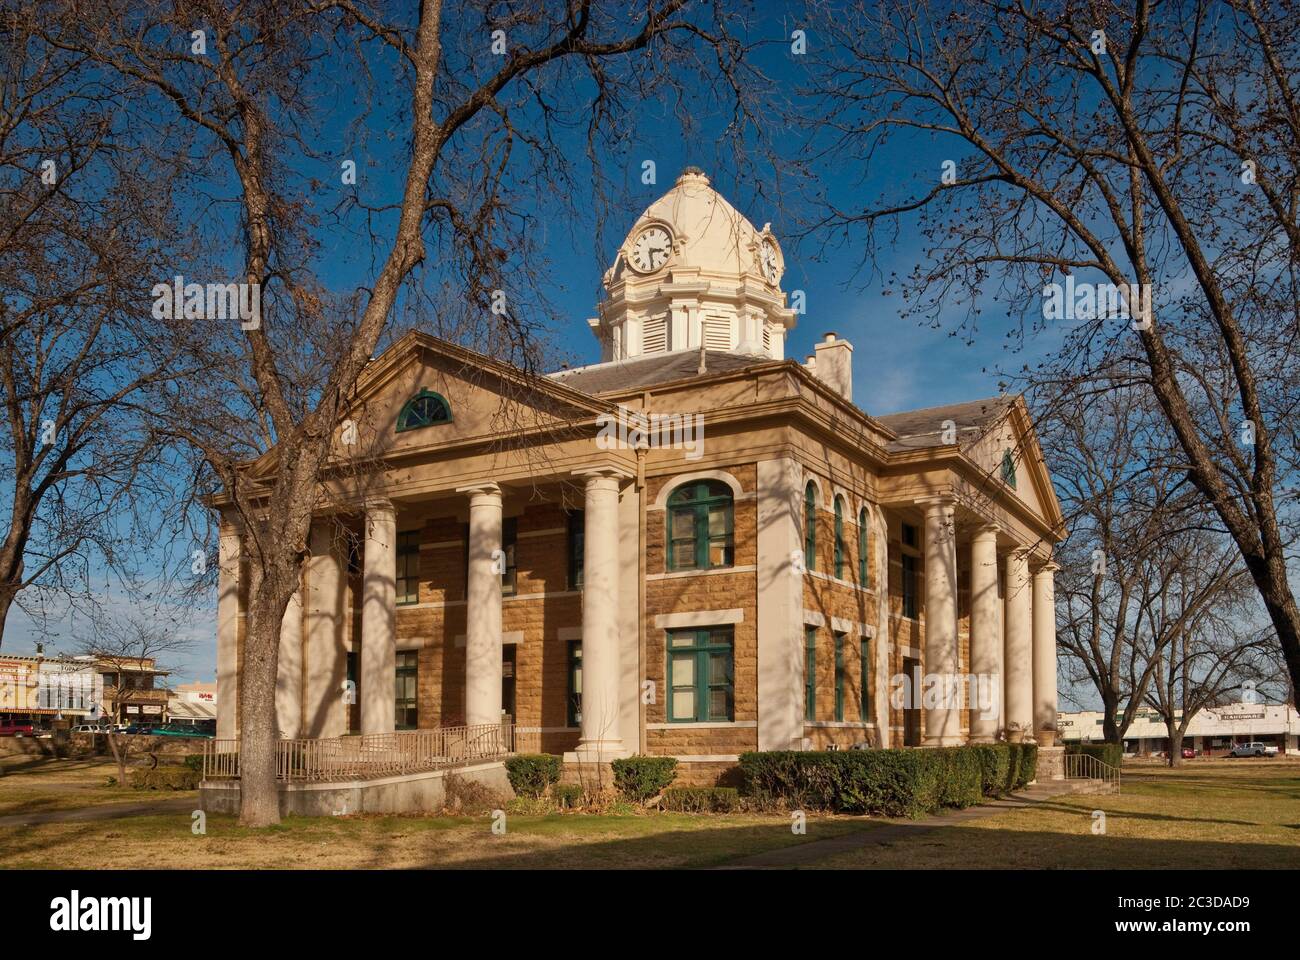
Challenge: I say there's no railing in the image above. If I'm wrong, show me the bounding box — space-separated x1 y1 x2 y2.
1063 752 1122 793
202 723 513 783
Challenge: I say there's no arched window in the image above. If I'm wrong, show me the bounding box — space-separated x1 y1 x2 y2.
858 507 869 585
834 497 846 579
1001 448 1017 488
396 389 452 432
667 480 733 571
804 481 817 571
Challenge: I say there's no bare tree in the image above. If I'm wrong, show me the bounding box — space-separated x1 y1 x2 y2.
51 0 767 826
77 613 193 788
800 0 1300 705
0 6 194 647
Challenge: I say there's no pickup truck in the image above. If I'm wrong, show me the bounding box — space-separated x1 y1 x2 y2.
0 721 34 737
1229 741 1279 758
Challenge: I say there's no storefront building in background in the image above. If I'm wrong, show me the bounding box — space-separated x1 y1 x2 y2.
1058 702 1300 757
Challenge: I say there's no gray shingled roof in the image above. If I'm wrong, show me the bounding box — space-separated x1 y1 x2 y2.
876 397 1012 451
546 349 764 394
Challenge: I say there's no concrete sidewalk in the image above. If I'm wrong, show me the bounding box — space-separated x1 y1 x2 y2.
715 780 1096 869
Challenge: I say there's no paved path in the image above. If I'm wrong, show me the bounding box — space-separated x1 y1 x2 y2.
0 796 195 828
716 781 1093 869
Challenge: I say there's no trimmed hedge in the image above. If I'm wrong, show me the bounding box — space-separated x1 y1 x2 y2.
504 754 562 798
739 743 1039 819
1065 742 1122 769
551 782 584 809
611 755 678 802
661 786 741 813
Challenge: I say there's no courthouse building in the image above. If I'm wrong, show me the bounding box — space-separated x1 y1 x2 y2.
214 168 1065 781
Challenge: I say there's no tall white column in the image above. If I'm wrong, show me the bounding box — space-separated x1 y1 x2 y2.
461 484 503 727
1033 562 1060 746
573 470 629 761
756 459 805 751
1004 547 1034 741
920 497 962 745
360 498 397 735
216 518 242 740
275 587 303 739
968 525 1001 743
305 522 347 738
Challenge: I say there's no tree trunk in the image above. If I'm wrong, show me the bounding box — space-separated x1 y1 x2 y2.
106 732 128 787
0 586 14 652
1102 693 1121 744
1167 725 1182 768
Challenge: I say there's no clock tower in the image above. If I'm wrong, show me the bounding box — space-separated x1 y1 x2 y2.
589 167 797 362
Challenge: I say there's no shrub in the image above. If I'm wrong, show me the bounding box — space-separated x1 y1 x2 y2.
661 786 741 813
551 782 584 809
442 772 506 814
740 744 1035 819
611 755 678 802
504 753 562 798
182 754 205 774
129 766 200 790
1065 742 1123 769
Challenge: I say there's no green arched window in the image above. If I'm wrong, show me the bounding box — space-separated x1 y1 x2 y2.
667 481 734 571
396 389 452 432
1001 448 1017 488
858 507 869 585
804 481 817 571
834 497 846 579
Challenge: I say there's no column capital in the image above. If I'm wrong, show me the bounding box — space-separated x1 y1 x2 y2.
971 522 1000 542
1008 544 1033 559
456 481 502 502
1034 561 1061 575
362 496 395 517
572 465 634 482
914 494 955 510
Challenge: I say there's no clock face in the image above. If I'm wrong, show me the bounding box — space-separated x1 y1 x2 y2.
628 225 673 273
760 239 781 283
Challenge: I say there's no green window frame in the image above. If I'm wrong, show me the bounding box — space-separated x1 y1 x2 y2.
834 632 846 722
834 497 845 579
805 627 817 722
666 481 734 572
858 507 869 586
396 388 452 432
567 510 584 589
860 636 871 721
804 482 817 571
394 650 418 730
567 640 582 727
396 530 420 604
902 553 918 619
1001 448 1017 488
666 627 734 723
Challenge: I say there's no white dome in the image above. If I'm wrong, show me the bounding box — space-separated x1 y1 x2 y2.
592 168 796 363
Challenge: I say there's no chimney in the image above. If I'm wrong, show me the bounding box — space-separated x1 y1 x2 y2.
812 332 853 401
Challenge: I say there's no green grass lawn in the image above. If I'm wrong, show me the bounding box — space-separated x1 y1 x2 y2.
2 754 1297 869
815 760 1300 869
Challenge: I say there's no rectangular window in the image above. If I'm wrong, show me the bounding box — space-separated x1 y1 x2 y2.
860 637 870 721
902 553 918 619
567 640 582 727
394 650 418 730
805 627 817 722
567 510 584 590
501 516 518 596
834 632 846 722
667 627 734 723
346 651 359 734
396 531 420 604
901 523 918 549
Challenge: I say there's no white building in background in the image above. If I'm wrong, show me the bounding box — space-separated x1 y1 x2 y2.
1058 702 1300 756
0 653 103 726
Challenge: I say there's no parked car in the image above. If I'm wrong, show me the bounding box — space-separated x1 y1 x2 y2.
122 724 151 735
149 723 212 738
0 721 34 737
1181 746 1196 759
1229 741 1279 757
72 724 108 733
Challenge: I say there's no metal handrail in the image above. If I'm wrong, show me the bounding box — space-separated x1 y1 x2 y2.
202 722 513 783
1063 752 1122 793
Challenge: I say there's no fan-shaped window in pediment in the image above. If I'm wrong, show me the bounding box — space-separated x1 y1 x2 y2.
396 389 452 432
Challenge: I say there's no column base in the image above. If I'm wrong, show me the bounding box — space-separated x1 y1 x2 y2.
968 735 998 745
564 741 631 764
922 735 966 747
